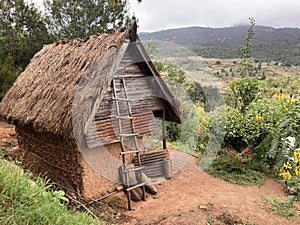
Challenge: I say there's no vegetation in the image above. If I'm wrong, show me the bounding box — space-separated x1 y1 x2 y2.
0 0 52 68
0 0 52 100
0 159 97 225
44 0 133 39
0 56 21 100
205 148 265 186
0 1 300 221
263 195 298 219
151 19 300 205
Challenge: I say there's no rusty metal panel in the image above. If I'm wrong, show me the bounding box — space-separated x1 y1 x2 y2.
86 111 159 148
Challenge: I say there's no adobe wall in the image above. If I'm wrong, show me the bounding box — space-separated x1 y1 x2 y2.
15 125 83 193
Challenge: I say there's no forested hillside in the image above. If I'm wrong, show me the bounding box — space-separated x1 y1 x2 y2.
140 26 300 65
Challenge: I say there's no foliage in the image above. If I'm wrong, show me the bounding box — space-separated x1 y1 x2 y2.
284 176 300 201
0 0 52 100
205 148 265 186
0 159 97 225
229 78 259 113
210 99 274 153
43 0 133 39
238 17 255 76
0 56 21 100
262 195 298 219
254 98 300 170
154 60 212 152
221 106 266 150
0 0 52 68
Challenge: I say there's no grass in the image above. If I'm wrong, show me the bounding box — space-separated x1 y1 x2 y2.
0 158 99 225
204 157 265 186
262 195 298 219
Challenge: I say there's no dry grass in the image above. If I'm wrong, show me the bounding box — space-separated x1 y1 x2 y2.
0 30 127 139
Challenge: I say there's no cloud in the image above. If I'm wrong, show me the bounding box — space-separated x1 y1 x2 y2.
129 0 300 31
30 0 300 31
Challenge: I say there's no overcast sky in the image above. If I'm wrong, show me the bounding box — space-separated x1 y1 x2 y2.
32 0 300 32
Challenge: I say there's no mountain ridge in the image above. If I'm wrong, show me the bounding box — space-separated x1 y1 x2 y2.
139 25 300 65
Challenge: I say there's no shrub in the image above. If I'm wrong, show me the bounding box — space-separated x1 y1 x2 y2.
205 147 265 186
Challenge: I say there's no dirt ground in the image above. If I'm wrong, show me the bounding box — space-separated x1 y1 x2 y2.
122 159 300 225
0 121 299 225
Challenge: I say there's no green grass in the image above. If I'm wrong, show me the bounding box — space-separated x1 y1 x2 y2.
204 157 265 186
262 195 298 219
0 159 99 225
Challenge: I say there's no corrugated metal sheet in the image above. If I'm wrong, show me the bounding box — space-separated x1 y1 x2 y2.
133 150 170 180
86 111 159 148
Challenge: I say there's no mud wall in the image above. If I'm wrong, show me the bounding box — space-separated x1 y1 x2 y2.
15 125 83 193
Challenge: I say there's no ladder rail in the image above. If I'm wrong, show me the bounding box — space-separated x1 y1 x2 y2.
111 78 146 210
112 79 126 164
121 79 142 162
121 78 146 201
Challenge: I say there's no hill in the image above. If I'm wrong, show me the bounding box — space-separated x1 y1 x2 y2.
140 26 300 65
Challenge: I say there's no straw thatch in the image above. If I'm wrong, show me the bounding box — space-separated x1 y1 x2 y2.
0 27 182 141
0 30 127 139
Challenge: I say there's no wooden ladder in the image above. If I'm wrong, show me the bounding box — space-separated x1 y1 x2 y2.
112 78 146 211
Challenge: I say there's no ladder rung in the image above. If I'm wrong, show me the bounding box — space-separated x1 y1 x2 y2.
123 166 144 173
112 97 131 102
120 149 145 155
119 133 139 137
126 182 147 191
113 115 135 120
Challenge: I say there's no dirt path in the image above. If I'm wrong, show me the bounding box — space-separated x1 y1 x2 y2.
121 157 300 224
0 122 299 225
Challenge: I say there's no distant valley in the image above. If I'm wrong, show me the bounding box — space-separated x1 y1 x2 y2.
140 26 300 65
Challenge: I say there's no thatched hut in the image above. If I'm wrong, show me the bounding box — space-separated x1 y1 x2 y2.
0 25 182 199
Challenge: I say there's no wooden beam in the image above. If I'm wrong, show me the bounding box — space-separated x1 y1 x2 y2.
162 109 167 150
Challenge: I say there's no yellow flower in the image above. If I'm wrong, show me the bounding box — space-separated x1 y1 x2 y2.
287 94 294 104
294 149 300 163
283 162 292 170
256 112 262 120
278 93 284 101
279 171 292 180
278 90 284 101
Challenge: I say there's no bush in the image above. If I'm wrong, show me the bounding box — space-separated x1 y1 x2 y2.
205 148 265 186
253 97 300 170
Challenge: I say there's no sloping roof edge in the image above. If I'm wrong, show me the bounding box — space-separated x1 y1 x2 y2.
134 40 183 124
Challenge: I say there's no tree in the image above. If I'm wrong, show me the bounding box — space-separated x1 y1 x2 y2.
0 0 52 68
0 56 21 100
44 0 133 39
238 17 255 76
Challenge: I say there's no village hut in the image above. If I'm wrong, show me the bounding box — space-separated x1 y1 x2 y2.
0 24 182 201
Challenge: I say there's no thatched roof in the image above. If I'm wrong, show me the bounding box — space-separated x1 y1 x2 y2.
0 27 182 140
